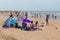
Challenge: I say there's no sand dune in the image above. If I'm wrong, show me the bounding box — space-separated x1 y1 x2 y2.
0 13 60 40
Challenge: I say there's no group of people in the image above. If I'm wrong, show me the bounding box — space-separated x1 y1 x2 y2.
31 13 41 18
46 14 57 25
10 12 49 29
21 21 41 31
3 12 45 31
10 12 28 28
52 14 57 19
2 11 58 31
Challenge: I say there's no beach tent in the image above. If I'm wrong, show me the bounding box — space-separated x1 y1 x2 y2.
18 18 32 23
3 17 17 28
3 17 12 27
11 18 17 25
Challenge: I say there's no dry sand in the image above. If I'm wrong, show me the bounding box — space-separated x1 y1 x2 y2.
0 12 60 40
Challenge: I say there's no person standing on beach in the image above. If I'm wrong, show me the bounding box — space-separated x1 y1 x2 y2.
10 12 13 17
52 14 54 19
25 12 28 19
46 15 49 25
16 13 20 20
39 14 41 18
34 13 36 18
35 13 38 18
55 15 57 19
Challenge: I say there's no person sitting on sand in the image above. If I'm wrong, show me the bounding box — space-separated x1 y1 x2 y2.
30 21 34 29
10 16 14 27
16 13 21 20
34 21 39 28
15 21 18 28
29 21 39 31
21 22 27 30
10 15 17 27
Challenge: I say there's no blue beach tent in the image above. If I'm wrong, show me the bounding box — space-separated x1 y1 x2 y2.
3 17 17 27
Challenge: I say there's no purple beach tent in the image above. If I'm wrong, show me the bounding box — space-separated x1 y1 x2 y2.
18 18 32 23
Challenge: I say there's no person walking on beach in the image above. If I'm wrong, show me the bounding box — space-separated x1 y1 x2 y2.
46 14 49 25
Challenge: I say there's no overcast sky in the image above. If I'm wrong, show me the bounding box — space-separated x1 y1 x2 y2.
0 0 60 11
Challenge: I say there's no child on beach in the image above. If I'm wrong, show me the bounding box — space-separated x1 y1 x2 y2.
30 21 34 29
35 21 39 28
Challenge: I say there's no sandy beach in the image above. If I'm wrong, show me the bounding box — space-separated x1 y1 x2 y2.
0 12 60 40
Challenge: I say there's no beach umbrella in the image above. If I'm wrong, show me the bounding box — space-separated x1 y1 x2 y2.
18 18 32 23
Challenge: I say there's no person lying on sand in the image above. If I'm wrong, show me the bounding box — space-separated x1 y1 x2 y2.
39 23 45 30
